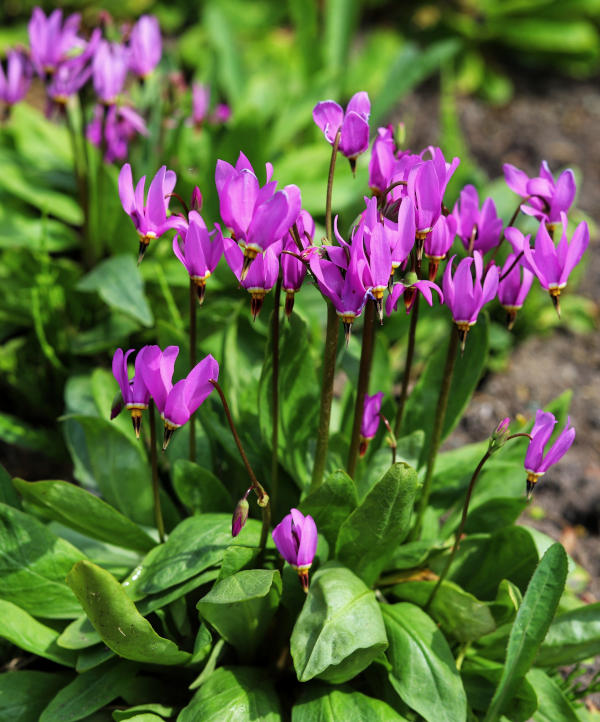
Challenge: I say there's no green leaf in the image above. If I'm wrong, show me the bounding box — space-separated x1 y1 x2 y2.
0 671 68 721
335 463 418 586
113 703 174 721
217 545 260 581
401 317 488 466
290 563 388 683
40 660 133 722
528 668 579 722
172 460 232 514
204 5 245 104
323 0 359 76
76 645 115 673
484 543 568 722
390 580 496 643
66 561 191 666
382 603 467 722
0 599 76 666
0 502 84 618
535 602 600 666
299 469 358 549
0 463 20 508
77 255 153 327
197 570 281 658
292 683 409 721
13 478 155 552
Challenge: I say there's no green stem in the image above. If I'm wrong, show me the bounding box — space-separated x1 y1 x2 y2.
412 325 459 539
271 277 282 516
189 279 197 463
149 403 165 543
65 103 92 269
347 300 376 478
325 129 341 242
394 293 420 437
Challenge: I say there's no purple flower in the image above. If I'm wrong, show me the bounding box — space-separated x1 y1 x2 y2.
118 163 185 262
386 277 443 316
390 196 416 271
128 15 161 77
424 215 457 281
407 160 443 238
173 210 224 304
369 125 396 194
442 251 499 351
272 508 318 592
87 104 148 162
497 253 534 330
452 185 503 255
489 417 511 453
224 236 281 319
281 210 314 316
93 41 129 105
504 161 576 227
45 30 100 107
360 392 384 457
28 7 85 77
191 82 210 125
313 91 370 171
111 347 151 437
213 103 231 124
232 497 250 537
0 51 32 107
140 345 219 449
524 410 575 497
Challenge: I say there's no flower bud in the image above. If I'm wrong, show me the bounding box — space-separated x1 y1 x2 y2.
232 498 249 537
488 417 511 454
190 186 202 212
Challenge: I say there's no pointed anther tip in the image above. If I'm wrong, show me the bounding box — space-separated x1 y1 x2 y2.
137 241 149 265
349 157 357 177
162 426 175 451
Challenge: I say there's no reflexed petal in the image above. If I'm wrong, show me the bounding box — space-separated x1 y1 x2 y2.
559 221 589 285
551 169 576 218
183 354 219 415
146 165 168 227
313 100 343 144
118 163 135 213
215 159 235 197
503 163 529 196
346 91 370 119
247 191 290 250
296 514 318 567
385 283 405 316
339 111 369 158
112 347 131 401
532 222 561 286
415 280 442 306
163 379 190 427
524 410 556 471
272 514 298 565
539 419 575 473
226 169 259 238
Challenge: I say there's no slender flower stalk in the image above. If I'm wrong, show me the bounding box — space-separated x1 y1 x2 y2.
189 279 196 462
271 277 282 515
394 293 420 436
148 402 165 543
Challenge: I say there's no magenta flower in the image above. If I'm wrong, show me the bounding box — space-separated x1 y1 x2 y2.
369 125 396 195
118 163 185 262
424 215 457 281
272 508 318 592
213 103 231 124
281 210 314 316
232 497 250 537
497 253 534 330
28 7 85 77
407 160 443 238
442 251 499 351
452 185 503 255
140 345 219 449
504 161 576 227
93 41 129 105
390 196 416 272
128 15 161 77
45 31 100 107
224 236 281 319
191 82 210 125
313 91 370 172
386 277 442 316
524 410 575 498
173 210 224 304
359 391 384 457
87 104 148 162
111 347 151 437
0 51 32 107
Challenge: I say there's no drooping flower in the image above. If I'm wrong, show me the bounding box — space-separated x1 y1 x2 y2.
272 508 318 592
128 15 161 77
497 253 534 330
224 237 281 319
424 214 457 281
281 210 314 316
111 347 151 438
313 91 370 172
360 392 384 457
28 7 85 77
407 160 443 240
191 82 210 125
45 30 100 108
0 51 32 108
369 125 396 195
524 410 575 498
452 184 503 255
442 251 499 351
93 41 129 105
87 104 148 162
173 210 224 304
232 496 250 537
386 274 443 315
118 163 185 262
489 417 511 454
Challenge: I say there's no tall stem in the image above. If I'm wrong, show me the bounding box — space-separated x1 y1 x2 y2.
412 326 459 539
347 300 376 478
149 403 165 543
189 279 197 463
394 294 420 436
325 129 341 242
271 277 282 516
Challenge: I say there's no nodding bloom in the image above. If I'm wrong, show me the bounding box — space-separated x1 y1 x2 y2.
524 410 575 498
489 417 511 453
407 160 443 241
93 41 129 105
386 273 443 316
281 210 314 316
224 236 281 320
369 125 396 195
360 392 384 457
390 196 416 271
118 163 185 262
0 51 32 108
272 509 318 592
173 210 224 304
111 347 151 438
442 251 499 351
231 497 250 537
497 253 534 330
87 104 148 162
313 91 370 172
45 30 100 108
504 161 576 229
140 345 219 449
452 184 503 255
128 15 162 77
28 7 85 77
215 151 301 278
191 82 210 125
424 214 457 281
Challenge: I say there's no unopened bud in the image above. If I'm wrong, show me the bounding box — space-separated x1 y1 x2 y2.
488 417 511 453
190 186 202 212
232 498 250 537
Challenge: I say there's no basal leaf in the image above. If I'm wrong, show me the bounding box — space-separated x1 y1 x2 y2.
299 469 358 549
292 683 408 721
172 460 232 514
535 601 600 667
0 671 68 722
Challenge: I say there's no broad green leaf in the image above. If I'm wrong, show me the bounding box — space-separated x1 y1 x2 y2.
76 645 115 673
484 543 568 722
291 563 388 683
335 463 417 586
390 580 496 643
0 599 76 666
172 460 231 514
178 666 282 721
299 469 358 549
217 545 260 581
401 316 488 466
0 411 61 458
535 602 600 666
66 561 191 666
0 502 84 618
382 603 467 722
292 683 408 721
197 570 281 658
0 463 20 508
528 668 579 722
77 255 153 327
113 703 174 720
0 206 79 252
0 671 68 722
40 660 133 722
496 18 598 54
13 478 155 552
